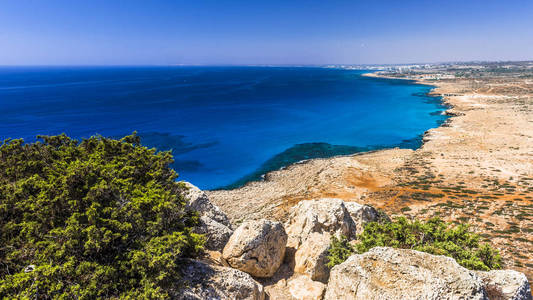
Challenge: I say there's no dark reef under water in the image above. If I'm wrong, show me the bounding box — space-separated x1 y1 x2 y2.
219 133 426 190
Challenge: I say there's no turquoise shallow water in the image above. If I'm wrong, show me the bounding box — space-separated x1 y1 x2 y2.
0 66 448 189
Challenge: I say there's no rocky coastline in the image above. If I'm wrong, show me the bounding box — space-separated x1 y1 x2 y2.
208 68 533 283
182 183 531 299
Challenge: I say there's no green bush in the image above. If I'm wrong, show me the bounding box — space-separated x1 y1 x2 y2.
326 235 354 268
0 133 204 299
356 217 501 271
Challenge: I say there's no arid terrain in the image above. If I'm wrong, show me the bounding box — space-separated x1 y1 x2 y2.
208 62 533 280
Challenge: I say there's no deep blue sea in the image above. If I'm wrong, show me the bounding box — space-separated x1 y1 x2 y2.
0 66 447 189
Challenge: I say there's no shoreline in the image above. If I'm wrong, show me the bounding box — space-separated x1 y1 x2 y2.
208 70 456 212
208 69 533 279
214 71 448 191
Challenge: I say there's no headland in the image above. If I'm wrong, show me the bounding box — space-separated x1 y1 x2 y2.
208 62 533 279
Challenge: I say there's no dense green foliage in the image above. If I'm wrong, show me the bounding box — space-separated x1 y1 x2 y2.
0 133 204 299
356 217 502 271
326 236 354 268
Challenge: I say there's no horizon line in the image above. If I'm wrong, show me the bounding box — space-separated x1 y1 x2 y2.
0 59 532 68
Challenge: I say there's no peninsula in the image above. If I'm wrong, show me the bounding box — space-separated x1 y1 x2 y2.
208 61 533 281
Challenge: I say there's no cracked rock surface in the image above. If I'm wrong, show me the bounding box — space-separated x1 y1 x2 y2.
476 270 532 300
285 198 356 250
325 247 487 300
222 219 287 278
293 231 331 283
179 259 265 300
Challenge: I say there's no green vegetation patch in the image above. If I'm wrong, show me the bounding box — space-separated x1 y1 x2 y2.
356 217 501 271
326 217 502 271
0 134 203 299
326 236 355 268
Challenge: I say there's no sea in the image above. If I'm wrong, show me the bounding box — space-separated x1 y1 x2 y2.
0 66 448 190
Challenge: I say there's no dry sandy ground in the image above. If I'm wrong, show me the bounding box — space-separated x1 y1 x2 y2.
208 71 533 282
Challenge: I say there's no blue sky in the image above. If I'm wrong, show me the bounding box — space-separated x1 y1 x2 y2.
1 0 532 65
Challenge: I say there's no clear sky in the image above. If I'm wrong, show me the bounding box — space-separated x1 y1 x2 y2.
1 0 532 65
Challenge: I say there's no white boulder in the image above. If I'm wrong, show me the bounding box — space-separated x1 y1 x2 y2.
179 259 265 300
285 198 356 250
343 201 388 235
324 247 487 300
222 220 287 278
476 269 531 300
294 232 331 283
288 275 326 300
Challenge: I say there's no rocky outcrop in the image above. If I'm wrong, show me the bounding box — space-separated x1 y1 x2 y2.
294 232 331 283
324 247 487 300
343 202 388 235
287 275 326 300
181 189 531 300
179 259 265 300
183 182 233 251
285 198 356 250
194 215 233 251
184 182 232 226
222 220 287 278
476 270 532 300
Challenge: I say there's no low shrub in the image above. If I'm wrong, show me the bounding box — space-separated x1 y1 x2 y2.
327 217 502 270
0 133 204 299
356 217 501 271
326 236 354 268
